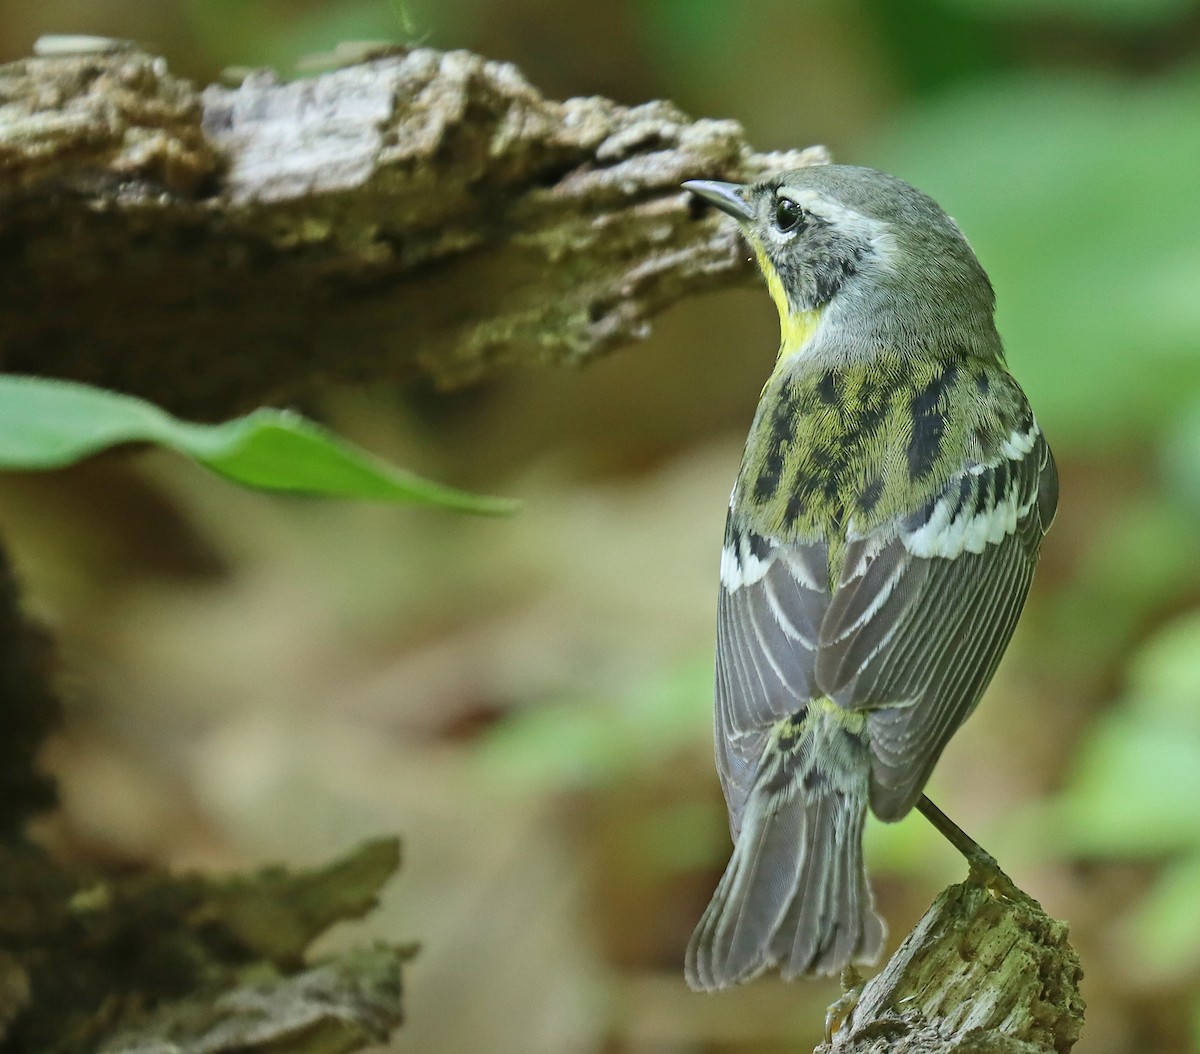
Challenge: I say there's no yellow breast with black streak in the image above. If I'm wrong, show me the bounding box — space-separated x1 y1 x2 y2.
735 350 1032 576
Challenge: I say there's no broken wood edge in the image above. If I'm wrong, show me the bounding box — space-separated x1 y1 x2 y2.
816 869 1085 1054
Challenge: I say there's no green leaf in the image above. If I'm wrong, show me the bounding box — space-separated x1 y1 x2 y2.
0 376 515 515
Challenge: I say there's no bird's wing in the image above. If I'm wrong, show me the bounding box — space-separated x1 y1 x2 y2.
713 518 831 836
815 420 1057 820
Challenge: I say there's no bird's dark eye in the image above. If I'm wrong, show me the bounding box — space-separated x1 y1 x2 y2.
774 197 804 233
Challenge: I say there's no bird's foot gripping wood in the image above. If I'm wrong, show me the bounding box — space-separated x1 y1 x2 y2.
824 965 864 1045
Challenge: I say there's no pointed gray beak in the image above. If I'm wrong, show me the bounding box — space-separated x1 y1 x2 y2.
683 179 754 223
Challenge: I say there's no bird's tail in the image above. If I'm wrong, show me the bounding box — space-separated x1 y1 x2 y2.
685 716 886 991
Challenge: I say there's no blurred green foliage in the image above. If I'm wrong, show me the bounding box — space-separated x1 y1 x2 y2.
481 659 712 792
875 69 1200 447
1046 492 1200 675
183 0 417 74
939 0 1196 29
1054 612 1200 977
1057 613 1200 859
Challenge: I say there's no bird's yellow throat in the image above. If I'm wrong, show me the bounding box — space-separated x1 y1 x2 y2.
755 246 822 363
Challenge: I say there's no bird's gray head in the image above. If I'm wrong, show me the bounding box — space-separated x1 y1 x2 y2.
685 165 1002 362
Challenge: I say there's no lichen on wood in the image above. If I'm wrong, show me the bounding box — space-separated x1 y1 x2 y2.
816 868 1085 1054
97 946 410 1054
0 43 825 417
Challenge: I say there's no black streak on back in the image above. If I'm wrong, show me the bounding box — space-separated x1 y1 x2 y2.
755 385 797 501
908 361 958 480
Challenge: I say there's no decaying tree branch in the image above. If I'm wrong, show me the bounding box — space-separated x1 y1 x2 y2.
817 867 1084 1054
0 42 823 417
0 837 408 1053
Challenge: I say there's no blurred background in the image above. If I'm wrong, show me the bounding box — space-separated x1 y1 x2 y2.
3 0 1200 1051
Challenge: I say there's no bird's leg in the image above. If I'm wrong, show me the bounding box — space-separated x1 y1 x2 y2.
824 965 863 1045
917 794 1016 895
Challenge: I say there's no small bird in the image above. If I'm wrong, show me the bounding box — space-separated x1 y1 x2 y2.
682 165 1058 991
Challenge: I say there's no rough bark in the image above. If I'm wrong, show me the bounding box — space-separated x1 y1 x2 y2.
817 867 1085 1054
0 41 824 418
0 837 408 1053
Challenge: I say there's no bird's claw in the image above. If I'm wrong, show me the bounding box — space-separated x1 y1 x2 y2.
824 965 863 1045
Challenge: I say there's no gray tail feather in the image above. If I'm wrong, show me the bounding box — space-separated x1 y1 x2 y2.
684 775 885 991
